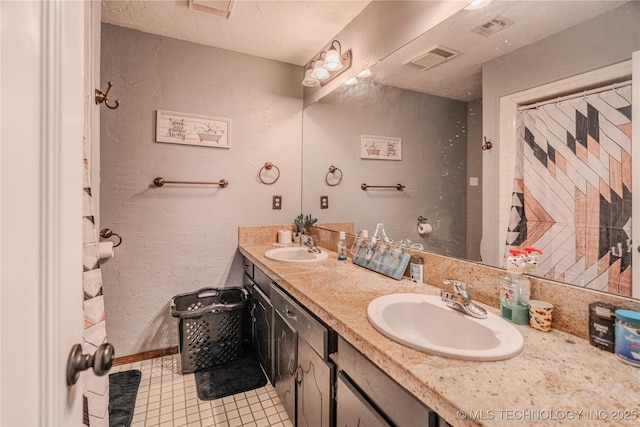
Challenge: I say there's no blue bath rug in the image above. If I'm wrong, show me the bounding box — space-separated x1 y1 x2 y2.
195 353 267 400
109 369 141 427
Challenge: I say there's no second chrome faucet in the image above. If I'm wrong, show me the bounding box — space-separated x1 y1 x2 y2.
440 279 488 319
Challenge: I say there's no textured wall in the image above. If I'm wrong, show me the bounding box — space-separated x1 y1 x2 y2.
100 24 302 356
302 82 468 258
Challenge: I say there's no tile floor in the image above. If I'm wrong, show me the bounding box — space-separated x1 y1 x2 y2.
111 354 293 427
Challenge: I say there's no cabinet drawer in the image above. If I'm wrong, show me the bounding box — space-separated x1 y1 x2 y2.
242 257 254 279
253 265 272 297
271 284 329 360
336 372 391 427
334 336 436 427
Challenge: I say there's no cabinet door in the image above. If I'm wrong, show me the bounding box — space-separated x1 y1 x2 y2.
296 339 335 427
336 372 391 427
252 285 273 383
274 312 297 421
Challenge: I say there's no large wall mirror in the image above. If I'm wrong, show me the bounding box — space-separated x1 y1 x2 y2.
302 1 640 298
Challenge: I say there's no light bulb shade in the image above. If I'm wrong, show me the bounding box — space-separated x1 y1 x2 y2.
324 47 343 71
301 69 320 87
311 61 330 80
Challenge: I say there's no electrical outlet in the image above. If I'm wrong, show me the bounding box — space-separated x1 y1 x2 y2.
320 195 329 209
272 195 282 210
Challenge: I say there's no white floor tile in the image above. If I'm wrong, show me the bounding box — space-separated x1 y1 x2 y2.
119 353 291 426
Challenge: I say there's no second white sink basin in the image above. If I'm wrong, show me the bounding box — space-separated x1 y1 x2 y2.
265 247 328 263
367 293 524 361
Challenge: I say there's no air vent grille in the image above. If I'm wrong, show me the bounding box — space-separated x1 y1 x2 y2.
403 45 459 71
471 15 515 37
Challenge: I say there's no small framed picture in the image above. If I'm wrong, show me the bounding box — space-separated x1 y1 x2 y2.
360 135 402 160
155 110 231 148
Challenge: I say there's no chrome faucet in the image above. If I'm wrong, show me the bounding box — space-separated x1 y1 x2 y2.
440 279 488 319
300 235 321 254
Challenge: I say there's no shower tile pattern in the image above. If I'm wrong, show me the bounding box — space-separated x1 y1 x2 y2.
112 354 293 427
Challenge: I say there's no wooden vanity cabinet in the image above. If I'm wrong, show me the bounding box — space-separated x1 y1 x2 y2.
243 256 447 427
271 284 336 427
332 336 440 427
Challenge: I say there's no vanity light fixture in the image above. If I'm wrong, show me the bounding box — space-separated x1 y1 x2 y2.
301 40 352 87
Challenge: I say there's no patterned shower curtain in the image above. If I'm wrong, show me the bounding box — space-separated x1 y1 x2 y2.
82 140 109 426
506 83 632 296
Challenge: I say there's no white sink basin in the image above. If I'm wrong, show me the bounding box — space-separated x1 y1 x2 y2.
367 293 524 361
264 247 328 263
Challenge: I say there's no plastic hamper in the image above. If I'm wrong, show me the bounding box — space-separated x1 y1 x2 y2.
170 287 248 374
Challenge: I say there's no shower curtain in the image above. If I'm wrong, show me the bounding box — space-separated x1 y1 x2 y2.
82 141 109 425
506 83 632 296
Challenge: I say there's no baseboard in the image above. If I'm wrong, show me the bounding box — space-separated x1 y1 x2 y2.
113 346 179 366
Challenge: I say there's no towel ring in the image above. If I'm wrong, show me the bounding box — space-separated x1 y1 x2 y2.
325 165 343 186
100 228 122 248
259 162 280 185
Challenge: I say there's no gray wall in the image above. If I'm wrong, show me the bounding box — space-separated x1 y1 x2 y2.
481 2 640 265
302 82 468 257
100 24 302 356
466 99 482 261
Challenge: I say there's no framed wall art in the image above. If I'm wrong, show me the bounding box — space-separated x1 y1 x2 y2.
155 110 231 148
360 135 402 160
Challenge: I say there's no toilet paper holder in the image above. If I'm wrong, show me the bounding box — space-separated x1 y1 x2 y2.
417 216 433 235
100 228 122 248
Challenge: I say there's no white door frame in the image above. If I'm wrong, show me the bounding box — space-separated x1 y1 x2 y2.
632 50 639 298
1 0 86 425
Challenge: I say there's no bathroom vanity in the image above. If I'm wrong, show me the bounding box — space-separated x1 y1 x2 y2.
239 228 640 427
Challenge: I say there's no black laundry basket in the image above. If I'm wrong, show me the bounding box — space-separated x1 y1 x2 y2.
170 287 248 374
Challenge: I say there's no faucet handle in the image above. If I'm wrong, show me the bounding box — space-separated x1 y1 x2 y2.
443 279 471 301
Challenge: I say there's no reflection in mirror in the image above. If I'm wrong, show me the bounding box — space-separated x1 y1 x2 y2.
303 80 480 260
302 1 640 298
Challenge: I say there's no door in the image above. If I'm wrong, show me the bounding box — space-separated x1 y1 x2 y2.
251 284 274 383
296 339 335 427
274 312 297 421
335 373 392 427
1 0 89 425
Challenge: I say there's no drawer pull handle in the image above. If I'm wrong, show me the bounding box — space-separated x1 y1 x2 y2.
295 365 303 384
288 357 297 375
285 309 297 320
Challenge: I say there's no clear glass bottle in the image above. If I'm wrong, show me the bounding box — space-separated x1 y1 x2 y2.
337 231 347 261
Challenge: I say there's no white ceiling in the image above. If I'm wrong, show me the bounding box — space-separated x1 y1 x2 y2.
101 0 371 66
373 0 629 101
102 1 631 100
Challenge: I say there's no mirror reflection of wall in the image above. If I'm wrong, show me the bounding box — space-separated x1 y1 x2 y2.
302 82 482 260
302 0 640 299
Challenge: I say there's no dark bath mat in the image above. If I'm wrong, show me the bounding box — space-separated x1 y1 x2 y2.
109 369 141 427
195 353 267 401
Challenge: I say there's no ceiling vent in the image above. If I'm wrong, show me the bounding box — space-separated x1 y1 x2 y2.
403 46 459 71
471 16 515 37
189 0 235 19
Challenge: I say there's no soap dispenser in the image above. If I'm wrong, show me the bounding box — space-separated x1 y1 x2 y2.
500 248 529 325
